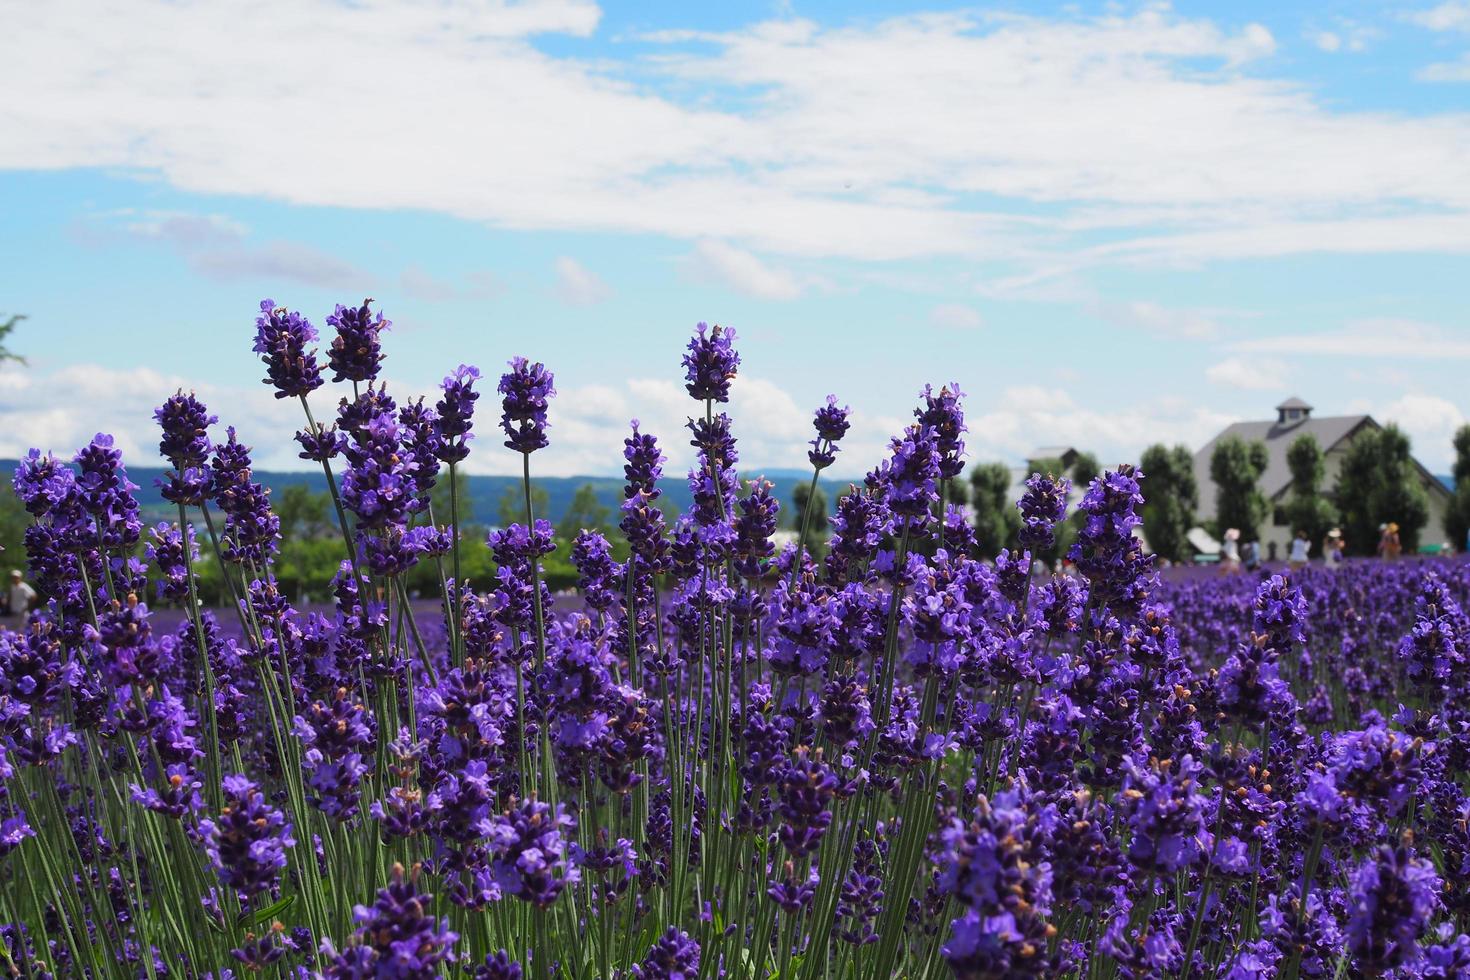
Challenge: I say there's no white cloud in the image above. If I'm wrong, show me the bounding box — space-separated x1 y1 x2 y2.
1406 3 1470 80
962 386 1235 467
686 240 807 300
1097 300 1222 340
0 355 1266 491
1407 2 1470 32
400 264 504 302
124 210 249 244
1312 31 1343 52
1229 319 1470 359
5 3 1470 269
470 373 832 477
1306 19 1377 53
1419 55 1470 82
190 241 370 289
553 257 613 306
400 265 460 302
88 208 370 289
1366 394 1466 471
1205 356 1289 391
929 303 983 330
0 362 303 469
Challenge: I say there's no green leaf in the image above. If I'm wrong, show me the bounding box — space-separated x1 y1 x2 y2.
238 894 295 928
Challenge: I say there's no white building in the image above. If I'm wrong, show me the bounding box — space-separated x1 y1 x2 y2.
1191 398 1452 560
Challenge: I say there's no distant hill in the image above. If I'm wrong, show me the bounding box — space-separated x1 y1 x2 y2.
2 460 853 528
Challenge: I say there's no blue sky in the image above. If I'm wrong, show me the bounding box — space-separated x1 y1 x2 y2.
2 0 1469 478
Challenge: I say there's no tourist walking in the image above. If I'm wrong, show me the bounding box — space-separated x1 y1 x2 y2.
5 570 36 627
1242 538 1261 573
1288 530 1311 572
1221 528 1241 574
1324 528 1345 569
1378 522 1402 560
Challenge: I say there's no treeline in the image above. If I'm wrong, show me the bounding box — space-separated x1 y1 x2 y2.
965 424 1470 562
0 473 835 608
1207 425 1446 556
3 426 1467 602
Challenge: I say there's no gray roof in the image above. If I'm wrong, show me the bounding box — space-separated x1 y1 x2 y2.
1192 412 1452 519
1193 414 1372 517
1275 396 1313 412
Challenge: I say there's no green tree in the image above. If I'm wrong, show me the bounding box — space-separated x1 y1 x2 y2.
275 484 334 539
430 472 474 528
1070 451 1101 489
274 537 348 605
558 483 612 540
1283 434 1338 546
1447 425 1470 553
1028 457 1066 481
791 481 829 556
497 482 550 529
969 462 1020 556
1209 436 1269 541
267 485 341 603
1333 424 1430 554
1138 443 1197 562
0 482 32 581
0 313 26 365
0 318 29 578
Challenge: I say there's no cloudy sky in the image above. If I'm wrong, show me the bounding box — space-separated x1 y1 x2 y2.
2 0 1469 479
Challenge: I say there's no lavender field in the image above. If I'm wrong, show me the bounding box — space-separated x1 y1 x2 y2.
4 301 1470 979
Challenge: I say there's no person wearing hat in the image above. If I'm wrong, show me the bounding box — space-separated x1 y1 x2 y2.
1383 522 1402 560
1323 529 1344 569
1220 528 1241 575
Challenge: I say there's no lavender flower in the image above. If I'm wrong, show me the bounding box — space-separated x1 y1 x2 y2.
340 412 415 530
776 748 837 855
155 391 217 505
1069 464 1154 615
939 789 1059 977
253 299 323 399
294 691 375 819
915 383 966 479
75 432 142 548
1017 472 1069 552
326 298 389 384
471 950 524 980
146 521 196 603
498 356 555 454
1346 843 1441 974
12 449 74 517
487 798 579 908
435 364 481 464
209 428 280 566
682 322 739 402
875 425 940 525
295 422 346 462
324 864 458 978
630 927 700 980
200 774 296 902
0 813 36 857
808 395 851 470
